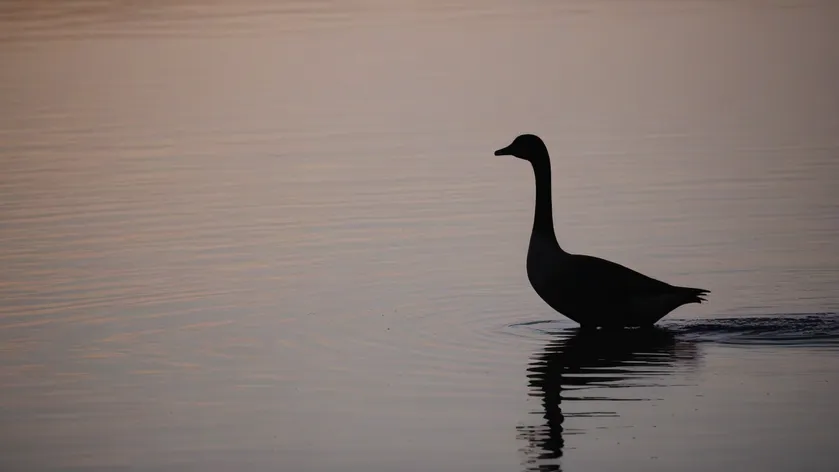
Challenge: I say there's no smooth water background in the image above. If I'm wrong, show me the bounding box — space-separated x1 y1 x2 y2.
1 1 838 471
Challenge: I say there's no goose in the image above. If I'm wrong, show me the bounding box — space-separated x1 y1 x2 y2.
494 134 709 329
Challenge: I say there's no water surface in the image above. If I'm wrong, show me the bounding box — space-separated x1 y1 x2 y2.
1 1 838 471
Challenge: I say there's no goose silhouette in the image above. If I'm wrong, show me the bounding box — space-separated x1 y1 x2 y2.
495 134 709 328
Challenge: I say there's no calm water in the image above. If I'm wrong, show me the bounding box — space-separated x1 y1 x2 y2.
2 1 839 471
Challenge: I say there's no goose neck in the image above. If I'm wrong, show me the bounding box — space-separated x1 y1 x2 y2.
531 158 558 243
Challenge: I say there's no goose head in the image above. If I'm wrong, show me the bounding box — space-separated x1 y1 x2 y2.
494 134 549 163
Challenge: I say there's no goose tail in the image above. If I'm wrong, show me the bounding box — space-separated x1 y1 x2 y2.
679 286 710 304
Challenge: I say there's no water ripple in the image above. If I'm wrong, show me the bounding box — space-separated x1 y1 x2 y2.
510 313 839 348
665 313 839 347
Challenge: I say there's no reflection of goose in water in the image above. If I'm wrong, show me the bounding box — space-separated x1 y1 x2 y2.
518 328 698 471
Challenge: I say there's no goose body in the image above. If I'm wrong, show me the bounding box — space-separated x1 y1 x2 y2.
495 134 708 328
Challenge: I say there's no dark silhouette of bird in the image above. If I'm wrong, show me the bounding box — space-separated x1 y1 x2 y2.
494 134 709 328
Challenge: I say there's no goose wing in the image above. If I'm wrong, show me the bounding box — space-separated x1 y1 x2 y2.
566 254 675 297
560 254 709 306
552 254 708 325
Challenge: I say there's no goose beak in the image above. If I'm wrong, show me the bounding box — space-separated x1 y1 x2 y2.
494 145 512 156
